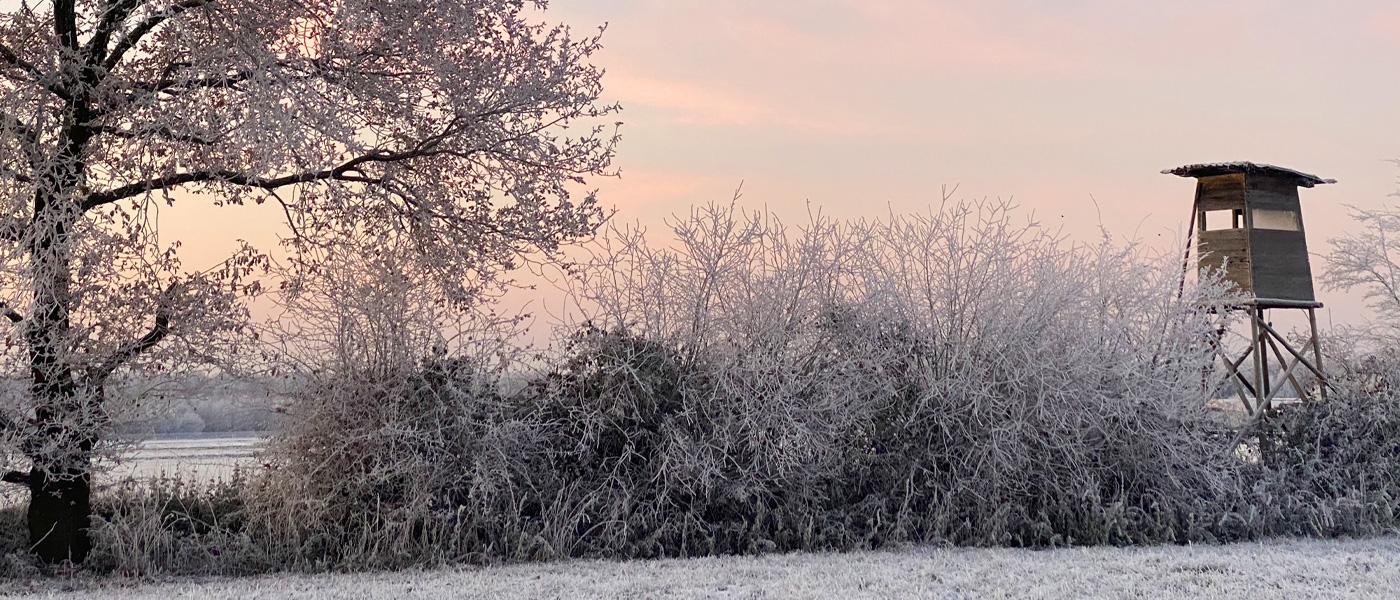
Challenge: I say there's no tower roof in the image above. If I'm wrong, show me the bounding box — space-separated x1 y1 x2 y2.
1161 162 1336 187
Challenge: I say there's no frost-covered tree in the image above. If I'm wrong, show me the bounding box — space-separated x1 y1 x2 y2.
0 0 616 562
1324 170 1400 343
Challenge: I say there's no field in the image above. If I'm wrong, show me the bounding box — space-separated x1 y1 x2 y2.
7 536 1397 599
103 432 264 482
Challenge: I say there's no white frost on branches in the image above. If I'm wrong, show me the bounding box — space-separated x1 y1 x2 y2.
0 0 617 560
1324 173 1400 343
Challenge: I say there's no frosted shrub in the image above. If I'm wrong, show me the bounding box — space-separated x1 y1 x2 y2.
240 231 545 568
517 316 894 557
543 198 1247 552
1246 347 1400 537
88 198 1400 574
89 474 262 576
841 205 1245 545
533 204 899 555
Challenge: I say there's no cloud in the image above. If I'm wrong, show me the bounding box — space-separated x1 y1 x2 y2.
606 74 763 126
577 1 1087 144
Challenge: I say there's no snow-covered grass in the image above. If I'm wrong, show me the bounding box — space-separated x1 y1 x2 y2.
11 536 1399 599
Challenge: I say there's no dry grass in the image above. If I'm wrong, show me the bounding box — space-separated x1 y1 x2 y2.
10 536 1400 599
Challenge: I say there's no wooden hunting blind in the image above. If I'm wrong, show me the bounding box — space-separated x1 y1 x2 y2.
1163 162 1333 415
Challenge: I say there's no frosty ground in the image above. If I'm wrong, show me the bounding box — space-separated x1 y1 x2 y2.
8 536 1398 599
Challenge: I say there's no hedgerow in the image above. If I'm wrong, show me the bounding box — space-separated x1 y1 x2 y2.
69 200 1400 575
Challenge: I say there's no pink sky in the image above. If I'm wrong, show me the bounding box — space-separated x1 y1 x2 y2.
511 0 1399 327
148 1 1399 330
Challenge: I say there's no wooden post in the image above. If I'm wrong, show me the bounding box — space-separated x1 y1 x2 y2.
1260 309 1271 411
1308 307 1326 401
1255 319 1325 380
1263 334 1306 401
1258 308 1271 405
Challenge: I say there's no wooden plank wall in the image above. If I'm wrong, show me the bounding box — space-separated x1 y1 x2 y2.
1247 174 1315 301
1196 174 1253 293
1196 173 1247 210
1199 229 1252 293
1191 172 1317 302
1250 230 1314 301
1246 175 1303 210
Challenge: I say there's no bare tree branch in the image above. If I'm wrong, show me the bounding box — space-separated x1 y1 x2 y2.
0 43 46 87
0 301 24 323
0 217 27 243
0 110 38 147
128 71 253 95
93 123 218 145
80 124 463 209
1 470 29 487
0 43 68 100
54 1 80 55
81 162 379 209
103 0 216 74
85 0 146 68
89 289 174 382
0 110 40 184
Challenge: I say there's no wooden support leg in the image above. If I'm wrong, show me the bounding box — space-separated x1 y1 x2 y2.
1202 326 1224 396
1264 350 1304 408
1250 309 1266 414
1264 333 1306 402
1220 348 1254 413
1218 347 1257 415
1209 305 1327 417
1255 319 1325 380
1258 308 1272 408
1308 307 1327 402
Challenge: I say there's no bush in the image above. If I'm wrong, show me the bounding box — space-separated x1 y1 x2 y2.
70 199 1400 576
1247 348 1400 537
504 199 1251 555
517 324 853 558
242 357 549 568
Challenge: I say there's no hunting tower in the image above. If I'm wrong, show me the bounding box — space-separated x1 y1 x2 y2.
1163 162 1333 414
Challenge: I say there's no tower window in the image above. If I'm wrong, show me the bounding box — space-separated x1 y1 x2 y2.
1251 208 1300 231
1202 209 1242 231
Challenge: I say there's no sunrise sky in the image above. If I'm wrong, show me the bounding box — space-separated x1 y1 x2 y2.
148 1 1400 328
538 0 1400 324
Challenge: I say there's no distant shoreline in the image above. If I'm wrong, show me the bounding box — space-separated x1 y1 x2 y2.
130 430 272 442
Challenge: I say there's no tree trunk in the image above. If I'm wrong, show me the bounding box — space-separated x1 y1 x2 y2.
24 16 99 561
25 244 92 564
24 281 95 564
26 464 92 564
26 171 87 564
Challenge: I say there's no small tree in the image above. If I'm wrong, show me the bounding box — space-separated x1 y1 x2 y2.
0 0 616 563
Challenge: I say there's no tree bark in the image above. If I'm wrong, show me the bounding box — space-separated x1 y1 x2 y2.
25 252 92 563
26 464 92 564
24 290 93 563
25 153 89 563
26 206 92 564
20 7 105 556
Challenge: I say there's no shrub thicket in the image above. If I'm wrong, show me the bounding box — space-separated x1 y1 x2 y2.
1245 348 1400 537
75 200 1400 575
